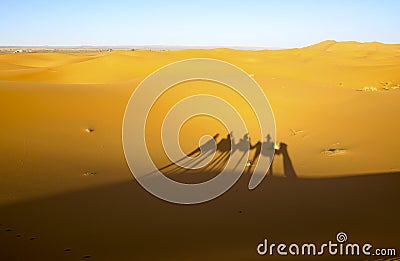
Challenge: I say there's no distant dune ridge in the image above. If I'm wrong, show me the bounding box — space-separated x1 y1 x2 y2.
0 41 399 260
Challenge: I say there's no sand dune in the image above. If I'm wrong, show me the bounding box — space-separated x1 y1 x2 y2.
0 41 399 260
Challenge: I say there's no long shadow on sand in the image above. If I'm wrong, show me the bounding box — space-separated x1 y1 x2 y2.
0 171 399 260
156 133 288 183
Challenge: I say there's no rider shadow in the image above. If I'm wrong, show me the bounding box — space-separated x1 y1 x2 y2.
247 135 297 179
275 142 297 178
204 132 232 172
231 133 252 172
247 134 275 176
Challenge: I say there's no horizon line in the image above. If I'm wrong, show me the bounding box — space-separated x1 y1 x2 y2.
1 40 399 51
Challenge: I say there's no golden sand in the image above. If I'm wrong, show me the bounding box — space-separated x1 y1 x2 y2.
0 41 399 260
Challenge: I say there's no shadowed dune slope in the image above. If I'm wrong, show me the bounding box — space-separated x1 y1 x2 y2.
0 173 399 260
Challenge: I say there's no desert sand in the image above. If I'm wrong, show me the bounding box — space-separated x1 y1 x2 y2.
0 41 399 260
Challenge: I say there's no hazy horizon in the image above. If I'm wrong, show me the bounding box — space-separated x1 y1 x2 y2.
1 40 399 51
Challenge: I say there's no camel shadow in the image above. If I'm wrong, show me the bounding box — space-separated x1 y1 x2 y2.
157 132 297 181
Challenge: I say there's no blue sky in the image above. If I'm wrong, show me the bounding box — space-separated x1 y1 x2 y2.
1 0 399 48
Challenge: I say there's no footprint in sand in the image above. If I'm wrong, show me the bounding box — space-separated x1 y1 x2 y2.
290 128 305 136
321 142 348 156
83 171 97 176
321 148 347 156
1 224 93 258
85 128 95 133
